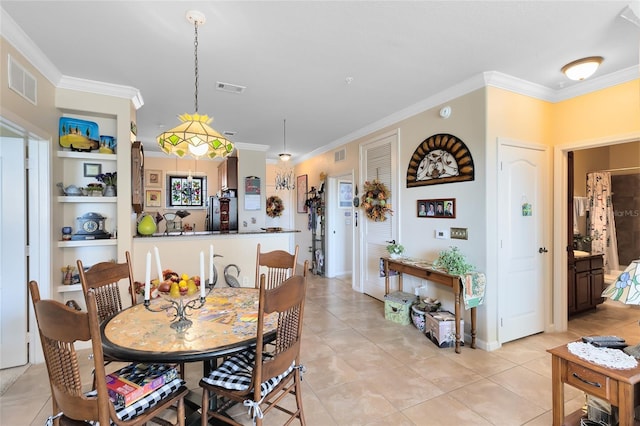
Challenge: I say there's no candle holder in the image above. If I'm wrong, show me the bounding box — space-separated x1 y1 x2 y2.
144 280 214 332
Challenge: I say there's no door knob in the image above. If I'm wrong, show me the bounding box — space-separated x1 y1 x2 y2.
538 247 548 253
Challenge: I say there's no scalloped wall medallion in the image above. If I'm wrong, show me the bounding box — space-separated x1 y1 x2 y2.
406 133 475 187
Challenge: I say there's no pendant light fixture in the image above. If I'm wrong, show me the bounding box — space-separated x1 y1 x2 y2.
275 119 295 191
278 119 291 161
157 10 234 159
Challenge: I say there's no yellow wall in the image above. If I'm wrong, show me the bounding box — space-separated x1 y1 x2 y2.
552 80 640 144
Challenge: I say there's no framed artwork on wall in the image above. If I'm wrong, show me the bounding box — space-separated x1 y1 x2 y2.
297 175 308 213
145 169 162 188
83 163 101 177
145 189 162 207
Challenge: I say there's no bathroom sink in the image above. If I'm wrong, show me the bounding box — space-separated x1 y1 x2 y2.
573 250 591 257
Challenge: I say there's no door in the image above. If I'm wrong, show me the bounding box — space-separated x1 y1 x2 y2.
498 140 548 343
0 128 28 368
326 174 353 278
360 131 399 300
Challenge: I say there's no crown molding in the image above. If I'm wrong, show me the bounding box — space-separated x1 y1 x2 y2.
1 7 61 86
58 76 144 109
552 66 639 102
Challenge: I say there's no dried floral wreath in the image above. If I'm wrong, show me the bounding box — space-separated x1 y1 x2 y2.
266 195 284 218
361 179 393 222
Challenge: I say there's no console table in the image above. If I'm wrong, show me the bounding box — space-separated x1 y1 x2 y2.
382 257 476 353
548 342 640 425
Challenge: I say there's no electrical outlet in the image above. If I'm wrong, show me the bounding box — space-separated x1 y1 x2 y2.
450 227 468 240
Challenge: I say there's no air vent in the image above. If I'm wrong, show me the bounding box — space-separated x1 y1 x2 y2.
334 148 346 162
223 131 236 136
8 55 37 105
216 82 246 94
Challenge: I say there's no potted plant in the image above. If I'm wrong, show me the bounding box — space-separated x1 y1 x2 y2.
96 172 117 196
386 241 405 259
432 246 474 275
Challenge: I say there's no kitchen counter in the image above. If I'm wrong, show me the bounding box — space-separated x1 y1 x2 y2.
131 230 298 290
135 228 299 238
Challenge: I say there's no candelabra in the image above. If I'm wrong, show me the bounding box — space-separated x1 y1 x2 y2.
144 281 214 332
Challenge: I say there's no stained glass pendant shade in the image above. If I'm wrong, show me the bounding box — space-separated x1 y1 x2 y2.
601 260 640 305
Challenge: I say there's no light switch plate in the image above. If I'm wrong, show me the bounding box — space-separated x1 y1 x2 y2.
450 227 468 240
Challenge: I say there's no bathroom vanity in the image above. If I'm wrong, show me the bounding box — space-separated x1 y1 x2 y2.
568 252 605 315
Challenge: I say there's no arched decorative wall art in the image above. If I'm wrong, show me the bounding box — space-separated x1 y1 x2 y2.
406 133 475 187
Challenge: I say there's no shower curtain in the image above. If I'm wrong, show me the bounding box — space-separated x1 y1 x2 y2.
586 172 620 273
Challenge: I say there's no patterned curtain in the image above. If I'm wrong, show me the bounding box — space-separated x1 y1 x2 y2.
586 172 620 273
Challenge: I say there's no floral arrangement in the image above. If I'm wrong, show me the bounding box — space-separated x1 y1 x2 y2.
96 171 117 186
432 246 474 275
84 183 104 194
386 242 404 255
266 195 284 218
361 179 393 221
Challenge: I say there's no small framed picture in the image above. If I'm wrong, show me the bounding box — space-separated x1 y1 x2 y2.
297 174 308 213
145 189 162 207
418 198 456 218
338 181 352 208
145 169 162 188
83 163 101 177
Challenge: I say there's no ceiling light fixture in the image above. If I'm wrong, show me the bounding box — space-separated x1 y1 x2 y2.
278 119 291 162
157 10 234 159
561 56 604 81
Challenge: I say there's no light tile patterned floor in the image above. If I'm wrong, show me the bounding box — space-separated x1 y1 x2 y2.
2 273 639 425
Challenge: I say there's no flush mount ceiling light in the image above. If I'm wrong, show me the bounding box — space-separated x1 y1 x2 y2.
561 56 604 81
278 119 291 162
157 10 234 159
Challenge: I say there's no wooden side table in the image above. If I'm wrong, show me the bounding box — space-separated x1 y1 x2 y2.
547 342 640 426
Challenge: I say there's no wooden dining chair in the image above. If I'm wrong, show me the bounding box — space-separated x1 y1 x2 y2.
255 243 300 289
78 252 185 378
77 251 136 322
199 269 308 426
28 280 188 426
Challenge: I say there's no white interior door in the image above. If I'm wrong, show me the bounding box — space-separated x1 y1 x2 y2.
326 174 353 278
0 131 28 368
360 131 399 301
498 141 548 343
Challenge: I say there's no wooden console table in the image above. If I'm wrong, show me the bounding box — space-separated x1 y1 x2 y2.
382 257 476 353
548 342 640 426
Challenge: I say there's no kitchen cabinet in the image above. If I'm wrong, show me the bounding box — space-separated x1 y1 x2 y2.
218 156 238 191
568 253 604 315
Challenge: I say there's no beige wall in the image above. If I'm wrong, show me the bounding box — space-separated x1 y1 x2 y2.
143 155 220 231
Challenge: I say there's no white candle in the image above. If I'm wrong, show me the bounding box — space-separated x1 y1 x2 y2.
144 251 151 301
209 244 214 287
200 250 206 298
154 246 163 281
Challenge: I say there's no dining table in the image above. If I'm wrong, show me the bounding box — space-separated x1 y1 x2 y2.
101 286 277 425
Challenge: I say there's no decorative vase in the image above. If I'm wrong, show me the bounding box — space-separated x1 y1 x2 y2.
390 253 402 259
137 214 157 236
103 185 116 197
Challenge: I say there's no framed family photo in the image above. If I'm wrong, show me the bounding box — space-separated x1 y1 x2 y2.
417 198 456 218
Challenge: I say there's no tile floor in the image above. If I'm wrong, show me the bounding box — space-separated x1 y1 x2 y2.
2 273 640 425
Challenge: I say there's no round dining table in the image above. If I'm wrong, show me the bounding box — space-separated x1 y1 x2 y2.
101 287 276 364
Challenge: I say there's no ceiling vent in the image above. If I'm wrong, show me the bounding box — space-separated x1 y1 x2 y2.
8 55 37 105
223 131 236 136
334 148 346 163
216 82 246 94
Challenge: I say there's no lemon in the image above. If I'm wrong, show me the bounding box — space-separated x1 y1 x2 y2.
181 273 189 281
179 279 188 289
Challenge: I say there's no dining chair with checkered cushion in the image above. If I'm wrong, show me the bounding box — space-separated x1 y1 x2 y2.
29 280 188 426
199 266 308 426
254 243 301 289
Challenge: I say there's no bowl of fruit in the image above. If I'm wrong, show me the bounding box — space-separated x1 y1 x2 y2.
146 269 202 300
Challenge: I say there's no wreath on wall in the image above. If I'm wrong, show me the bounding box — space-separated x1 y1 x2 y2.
266 195 284 218
361 179 393 222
